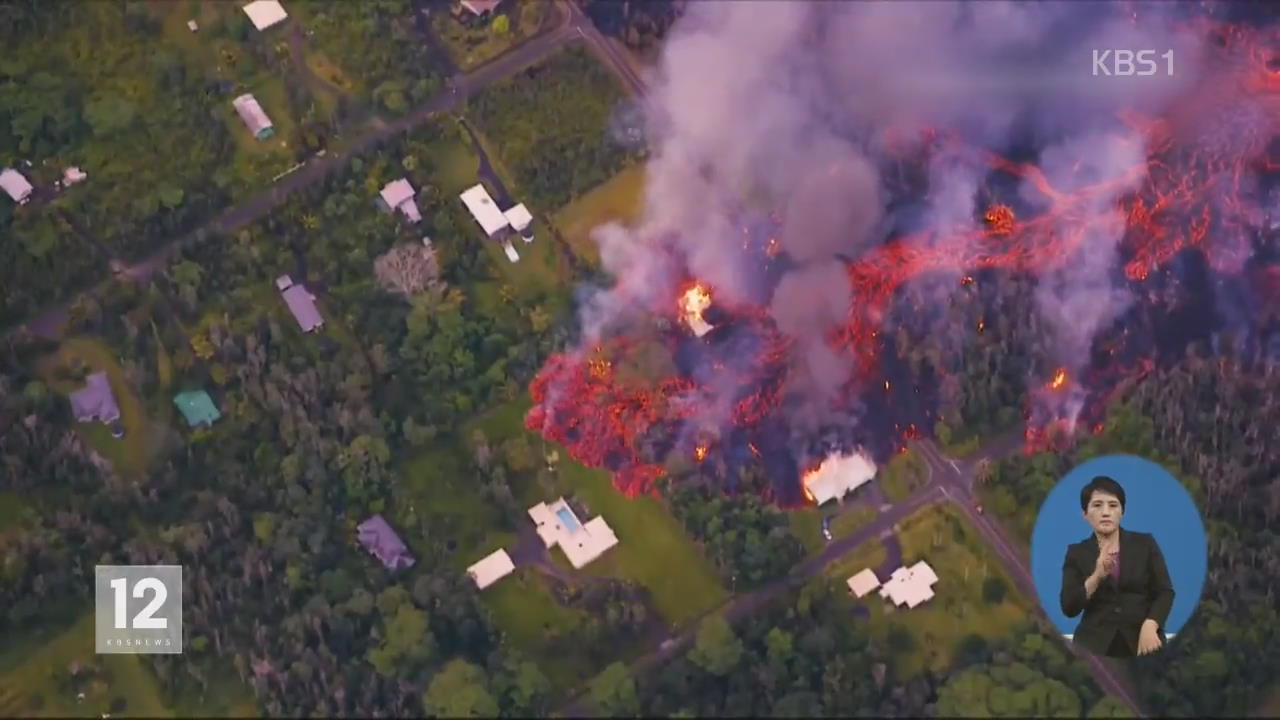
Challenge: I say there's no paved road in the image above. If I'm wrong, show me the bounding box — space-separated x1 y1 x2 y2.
555 433 1145 718
6 7 583 343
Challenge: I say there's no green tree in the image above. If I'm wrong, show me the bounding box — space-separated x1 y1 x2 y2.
492 14 510 35
689 615 743 676
423 659 498 718
1088 696 1136 718
367 603 434 678
982 576 1008 604
589 662 638 717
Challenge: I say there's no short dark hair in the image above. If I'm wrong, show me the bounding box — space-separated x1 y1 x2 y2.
1080 475 1126 512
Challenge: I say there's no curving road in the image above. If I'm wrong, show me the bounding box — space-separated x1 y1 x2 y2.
8 3 584 342
554 433 1144 718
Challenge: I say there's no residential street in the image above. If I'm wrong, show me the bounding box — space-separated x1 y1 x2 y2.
555 434 1145 718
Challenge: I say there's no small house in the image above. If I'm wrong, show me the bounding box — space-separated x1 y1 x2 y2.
232 94 275 140
501 240 519 263
527 498 618 569
70 372 121 425
173 390 221 429
457 0 503 18
357 515 415 571
63 167 87 186
877 560 939 609
379 178 422 224
187 19 199 32
803 450 877 506
846 568 881 599
242 0 288 31
276 275 324 332
459 184 511 239
466 548 515 590
503 203 534 243
1 168 33 205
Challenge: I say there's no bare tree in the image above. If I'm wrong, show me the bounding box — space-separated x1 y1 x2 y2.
373 243 445 298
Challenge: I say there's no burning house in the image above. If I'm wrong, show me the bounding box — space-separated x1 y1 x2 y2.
802 450 877 506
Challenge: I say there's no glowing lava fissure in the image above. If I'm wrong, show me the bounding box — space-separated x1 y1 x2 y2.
526 18 1280 504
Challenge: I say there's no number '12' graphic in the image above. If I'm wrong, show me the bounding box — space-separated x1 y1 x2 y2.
110 576 169 629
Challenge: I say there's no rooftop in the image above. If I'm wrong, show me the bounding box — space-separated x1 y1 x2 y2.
357 514 415 571
459 183 510 237
232 94 274 138
1 168 33 203
878 559 938 609
466 549 515 590
173 390 221 428
281 283 323 332
503 203 533 232
528 497 618 569
846 568 881 598
70 372 120 425
380 179 421 223
242 0 289 31
804 450 877 506
460 0 503 16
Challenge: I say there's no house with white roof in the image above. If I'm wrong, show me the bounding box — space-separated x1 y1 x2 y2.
459 184 510 239
877 559 938 609
379 178 421 224
63 167 87 186
846 568 881 598
1 168 33 205
233 94 275 140
242 0 289 31
528 497 619 569
803 450 877 506
503 203 534 243
466 548 515 590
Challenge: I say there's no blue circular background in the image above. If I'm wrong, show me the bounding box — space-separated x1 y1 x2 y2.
1030 454 1207 636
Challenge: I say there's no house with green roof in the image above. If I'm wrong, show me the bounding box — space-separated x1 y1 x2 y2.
173 390 221 428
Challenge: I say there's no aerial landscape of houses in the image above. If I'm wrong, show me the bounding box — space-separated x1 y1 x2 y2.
460 183 532 263
803 450 878 506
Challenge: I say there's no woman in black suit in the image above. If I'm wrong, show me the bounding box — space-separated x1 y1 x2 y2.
1060 475 1175 658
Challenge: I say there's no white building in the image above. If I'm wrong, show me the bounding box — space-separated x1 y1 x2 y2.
846 568 881 598
63 167 87 186
459 183 510 238
503 203 534 243
466 548 515 590
501 240 519 263
187 19 199 32
527 497 619 569
1 168 33 205
379 178 421 223
242 0 289 31
878 560 938 609
803 451 877 506
232 94 275 140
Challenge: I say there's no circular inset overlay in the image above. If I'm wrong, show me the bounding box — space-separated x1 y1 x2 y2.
1030 454 1207 640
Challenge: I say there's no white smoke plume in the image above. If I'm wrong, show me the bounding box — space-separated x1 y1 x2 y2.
582 0 1213 430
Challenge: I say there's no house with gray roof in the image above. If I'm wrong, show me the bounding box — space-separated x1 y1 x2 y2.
357 514 415 571
70 372 120 424
276 275 323 332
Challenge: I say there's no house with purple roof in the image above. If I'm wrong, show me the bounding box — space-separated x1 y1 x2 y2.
70 372 120 424
276 275 324 332
357 514 415 571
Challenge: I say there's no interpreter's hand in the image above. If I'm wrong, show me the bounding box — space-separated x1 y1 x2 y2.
1137 619 1163 655
1092 550 1117 580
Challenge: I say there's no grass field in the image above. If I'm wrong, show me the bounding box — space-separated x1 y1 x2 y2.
433 2 552 71
460 397 728 628
38 338 163 481
481 568 596 692
552 164 647 265
823 537 888 583
852 504 1032 677
880 449 930 502
0 491 33 537
790 505 877 556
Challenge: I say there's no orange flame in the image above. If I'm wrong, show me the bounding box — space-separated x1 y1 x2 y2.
977 319 986 333
984 204 1015 236
960 275 975 286
694 444 708 462
679 283 714 335
1049 368 1068 390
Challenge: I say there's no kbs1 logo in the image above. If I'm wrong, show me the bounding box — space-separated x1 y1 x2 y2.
95 565 183 654
1092 49 1174 77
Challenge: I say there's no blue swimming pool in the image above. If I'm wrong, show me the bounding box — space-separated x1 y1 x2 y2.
556 507 581 532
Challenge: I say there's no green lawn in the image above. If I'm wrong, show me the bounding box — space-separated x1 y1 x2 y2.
552 164 647 264
851 504 1032 677
398 447 515 574
462 397 729 628
823 537 888 583
0 491 33 537
880 449 930 502
790 505 877 557
433 2 552 71
481 568 596 692
38 338 163 481
0 613 170 718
